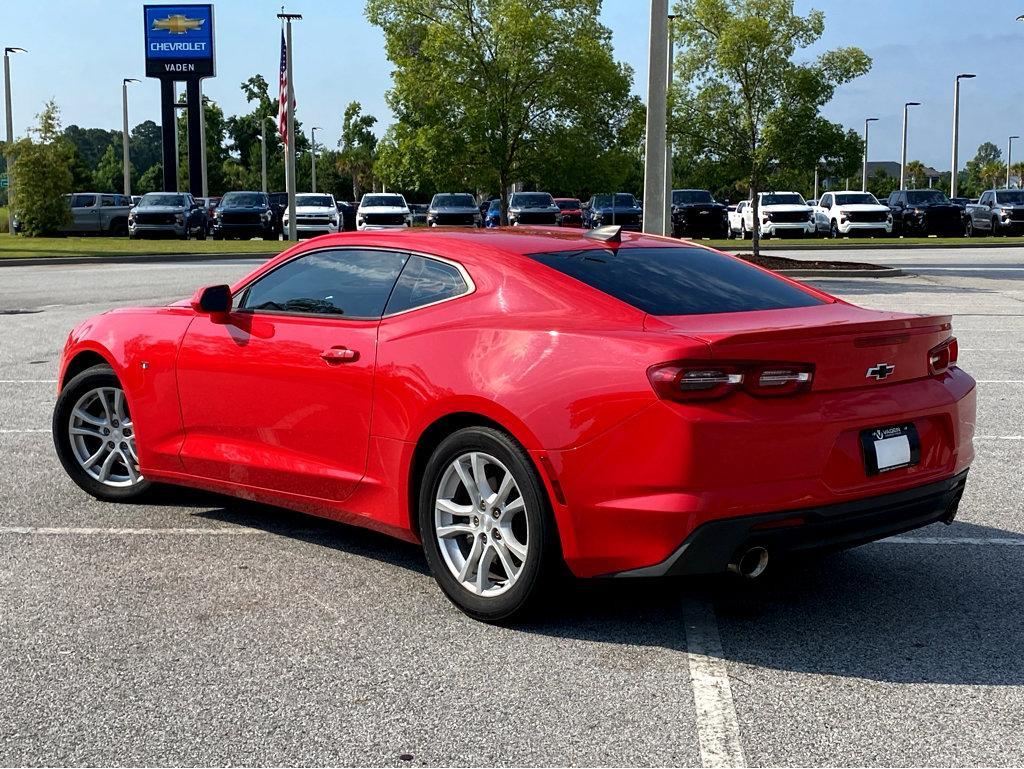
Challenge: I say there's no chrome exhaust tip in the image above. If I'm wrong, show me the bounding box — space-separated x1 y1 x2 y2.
728 546 769 579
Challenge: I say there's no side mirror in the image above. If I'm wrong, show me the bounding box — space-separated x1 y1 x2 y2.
190 284 232 314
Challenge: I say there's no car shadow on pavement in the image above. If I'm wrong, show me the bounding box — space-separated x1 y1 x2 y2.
139 485 1022 686
525 520 1024 687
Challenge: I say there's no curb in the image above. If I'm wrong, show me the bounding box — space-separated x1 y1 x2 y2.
776 267 903 278
0 251 280 268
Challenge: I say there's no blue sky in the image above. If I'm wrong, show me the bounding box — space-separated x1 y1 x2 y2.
4 0 1023 171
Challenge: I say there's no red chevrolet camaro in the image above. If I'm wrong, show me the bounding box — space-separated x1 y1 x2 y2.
52 227 975 621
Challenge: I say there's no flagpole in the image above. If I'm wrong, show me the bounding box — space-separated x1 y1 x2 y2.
278 11 301 241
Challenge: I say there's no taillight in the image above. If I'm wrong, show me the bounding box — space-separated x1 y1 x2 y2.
648 361 814 402
928 337 958 375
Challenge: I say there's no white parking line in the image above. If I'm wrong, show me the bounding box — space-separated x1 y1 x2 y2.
884 536 1024 545
0 526 268 535
682 597 746 769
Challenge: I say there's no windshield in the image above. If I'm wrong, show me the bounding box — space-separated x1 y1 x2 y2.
488 200 500 212
760 193 806 206
295 195 335 207
529 247 823 316
221 192 267 207
362 194 406 208
672 190 714 205
431 194 476 208
834 193 879 206
906 190 949 205
995 191 1024 204
511 193 554 208
592 193 639 208
140 193 186 207
556 199 582 210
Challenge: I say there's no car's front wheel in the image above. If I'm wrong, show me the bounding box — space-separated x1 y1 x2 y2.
53 364 151 501
419 426 557 622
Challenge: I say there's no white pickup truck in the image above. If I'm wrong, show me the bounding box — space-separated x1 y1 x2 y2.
727 200 750 238
738 192 815 239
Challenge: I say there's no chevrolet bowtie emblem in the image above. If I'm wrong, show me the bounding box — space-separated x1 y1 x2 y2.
152 14 205 34
866 363 896 380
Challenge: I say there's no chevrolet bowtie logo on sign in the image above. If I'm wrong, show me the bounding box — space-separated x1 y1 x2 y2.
144 4 215 78
152 14 206 34
866 363 896 380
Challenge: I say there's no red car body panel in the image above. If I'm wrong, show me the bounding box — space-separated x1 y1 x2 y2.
57 229 976 577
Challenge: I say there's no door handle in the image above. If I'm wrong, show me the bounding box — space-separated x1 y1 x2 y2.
320 346 359 364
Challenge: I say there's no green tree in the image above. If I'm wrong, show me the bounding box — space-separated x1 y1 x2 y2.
962 141 1001 197
129 120 163 181
672 0 871 253
866 167 898 200
904 159 927 188
338 101 378 200
175 93 230 194
92 144 123 193
367 0 635 222
10 100 73 235
979 160 1005 190
137 163 163 194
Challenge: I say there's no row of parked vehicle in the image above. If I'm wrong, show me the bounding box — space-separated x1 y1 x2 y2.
718 188 1024 240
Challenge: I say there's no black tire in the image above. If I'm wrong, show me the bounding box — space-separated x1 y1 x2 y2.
829 219 840 239
992 218 1002 237
966 219 975 237
52 364 152 501
418 426 559 622
212 232 223 241
741 222 751 240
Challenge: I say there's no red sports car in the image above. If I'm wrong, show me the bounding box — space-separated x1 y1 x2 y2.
52 227 975 621
555 198 584 227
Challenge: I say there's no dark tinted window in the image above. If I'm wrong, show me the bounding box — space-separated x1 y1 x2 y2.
906 190 949 205
528 246 825 316
241 249 408 318
385 256 468 314
672 190 714 205
221 192 268 207
556 199 582 210
761 193 805 206
362 194 406 208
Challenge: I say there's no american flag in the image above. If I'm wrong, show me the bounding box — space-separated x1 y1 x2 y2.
277 29 295 146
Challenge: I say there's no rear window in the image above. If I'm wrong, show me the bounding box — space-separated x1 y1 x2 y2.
527 246 825 316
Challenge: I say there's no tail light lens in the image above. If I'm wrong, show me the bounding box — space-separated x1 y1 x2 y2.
648 361 814 402
928 337 958 375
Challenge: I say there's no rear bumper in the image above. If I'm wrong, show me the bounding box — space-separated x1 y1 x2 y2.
612 469 968 577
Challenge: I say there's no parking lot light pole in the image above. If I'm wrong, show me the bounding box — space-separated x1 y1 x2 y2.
4 47 26 232
278 12 302 241
310 126 322 193
121 79 139 198
1007 135 1019 188
900 102 921 191
950 73 975 199
862 117 878 192
642 0 669 236
664 14 676 236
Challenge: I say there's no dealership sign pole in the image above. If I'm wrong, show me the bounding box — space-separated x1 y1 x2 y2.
642 0 668 236
143 5 215 194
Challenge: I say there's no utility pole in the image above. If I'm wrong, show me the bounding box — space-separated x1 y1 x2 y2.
862 117 878 192
311 126 322 193
1008 135 1019 188
664 14 676 237
950 73 975 198
4 47 26 232
900 101 920 190
642 0 668 236
121 78 139 197
260 117 272 194
278 12 301 241
813 165 819 202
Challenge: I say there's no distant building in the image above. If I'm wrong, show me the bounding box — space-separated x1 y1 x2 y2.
865 161 942 187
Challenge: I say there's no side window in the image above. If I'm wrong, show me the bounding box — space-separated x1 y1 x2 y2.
101 195 117 207
820 194 831 208
385 255 469 315
74 195 96 208
240 249 408 318
981 192 992 206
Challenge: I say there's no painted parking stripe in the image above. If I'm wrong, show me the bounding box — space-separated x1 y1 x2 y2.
0 526 269 536
682 597 746 769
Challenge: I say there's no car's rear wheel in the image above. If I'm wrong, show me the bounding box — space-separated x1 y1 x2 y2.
419 427 557 622
53 364 151 501
829 219 840 239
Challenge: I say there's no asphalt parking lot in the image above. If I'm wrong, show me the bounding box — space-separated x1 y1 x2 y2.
1 246 1023 767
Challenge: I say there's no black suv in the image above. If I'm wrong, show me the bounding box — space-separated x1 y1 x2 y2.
211 191 277 240
670 189 728 238
886 189 963 236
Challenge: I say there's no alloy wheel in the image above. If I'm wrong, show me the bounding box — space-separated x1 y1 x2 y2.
434 451 529 597
67 386 142 487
